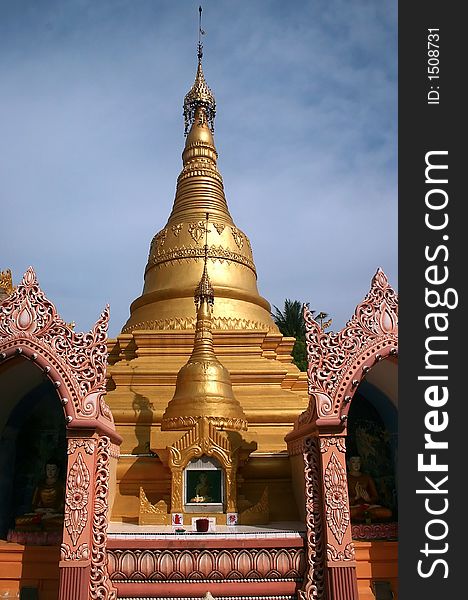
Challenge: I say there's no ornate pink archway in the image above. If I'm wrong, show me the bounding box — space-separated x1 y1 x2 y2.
0 268 121 600
286 269 398 600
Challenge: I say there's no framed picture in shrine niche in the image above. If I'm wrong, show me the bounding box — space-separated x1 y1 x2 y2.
185 469 223 505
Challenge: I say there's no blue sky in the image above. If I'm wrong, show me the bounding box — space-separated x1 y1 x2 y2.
0 0 397 338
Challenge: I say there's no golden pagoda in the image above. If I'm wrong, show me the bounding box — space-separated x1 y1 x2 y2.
106 39 309 524
122 41 275 334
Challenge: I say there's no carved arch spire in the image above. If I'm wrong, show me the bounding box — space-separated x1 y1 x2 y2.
299 268 398 429
0 267 114 426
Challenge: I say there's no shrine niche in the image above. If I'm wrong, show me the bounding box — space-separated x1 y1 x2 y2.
169 418 235 516
6 376 67 543
0 267 121 600
346 387 397 523
152 416 256 525
0 364 67 545
286 268 398 600
185 456 224 510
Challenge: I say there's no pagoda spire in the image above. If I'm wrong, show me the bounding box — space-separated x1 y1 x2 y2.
161 214 248 432
168 22 230 225
183 6 216 134
122 18 277 334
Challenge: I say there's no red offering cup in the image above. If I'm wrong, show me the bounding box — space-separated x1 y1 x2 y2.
195 518 209 532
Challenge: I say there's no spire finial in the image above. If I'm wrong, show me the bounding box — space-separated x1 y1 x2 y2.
194 212 214 308
198 5 204 61
184 6 216 135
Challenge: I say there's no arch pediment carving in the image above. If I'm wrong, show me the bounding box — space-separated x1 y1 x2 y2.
157 417 255 515
0 267 113 426
169 417 233 471
299 269 398 428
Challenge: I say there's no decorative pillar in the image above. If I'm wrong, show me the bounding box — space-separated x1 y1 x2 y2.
89 436 117 600
318 435 358 600
60 436 117 600
295 432 358 600
59 437 97 600
225 462 237 514
297 434 325 600
171 468 184 513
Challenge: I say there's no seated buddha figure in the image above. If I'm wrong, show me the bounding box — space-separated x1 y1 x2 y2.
190 472 212 503
15 462 65 531
347 455 392 522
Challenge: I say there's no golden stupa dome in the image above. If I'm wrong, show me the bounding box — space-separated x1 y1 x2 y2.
161 253 248 432
122 45 277 334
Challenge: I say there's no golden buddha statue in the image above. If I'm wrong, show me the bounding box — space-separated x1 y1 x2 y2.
15 462 65 531
191 473 212 503
347 456 392 522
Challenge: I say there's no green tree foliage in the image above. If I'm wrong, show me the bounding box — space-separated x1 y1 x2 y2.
291 338 308 372
272 299 308 371
272 300 331 372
